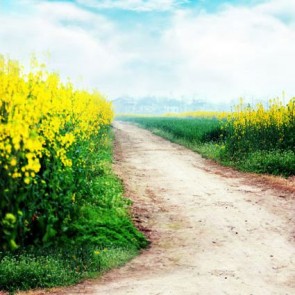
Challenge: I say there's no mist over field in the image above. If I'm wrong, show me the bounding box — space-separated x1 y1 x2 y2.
112 96 232 114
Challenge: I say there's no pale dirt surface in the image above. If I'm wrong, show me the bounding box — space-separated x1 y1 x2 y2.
20 122 295 295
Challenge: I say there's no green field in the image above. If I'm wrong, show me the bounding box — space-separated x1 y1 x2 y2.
119 116 295 177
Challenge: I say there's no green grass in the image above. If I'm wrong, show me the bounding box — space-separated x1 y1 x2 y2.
121 117 223 144
0 128 148 293
119 117 294 177
235 150 295 176
0 246 138 293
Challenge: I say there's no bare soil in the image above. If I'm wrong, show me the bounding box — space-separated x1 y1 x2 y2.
22 122 295 295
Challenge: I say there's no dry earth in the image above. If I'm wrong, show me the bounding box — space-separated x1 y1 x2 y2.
21 121 294 295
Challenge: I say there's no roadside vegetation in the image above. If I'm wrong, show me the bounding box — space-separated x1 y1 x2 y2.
0 57 147 293
119 98 295 177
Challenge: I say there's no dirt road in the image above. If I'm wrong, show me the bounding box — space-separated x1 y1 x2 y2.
30 122 295 295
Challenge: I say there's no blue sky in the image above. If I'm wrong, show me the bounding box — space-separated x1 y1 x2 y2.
0 0 295 102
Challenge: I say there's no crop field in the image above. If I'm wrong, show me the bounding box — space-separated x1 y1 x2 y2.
0 57 147 292
120 98 295 177
122 117 222 142
2 0 295 293
0 57 294 293
0 58 294 292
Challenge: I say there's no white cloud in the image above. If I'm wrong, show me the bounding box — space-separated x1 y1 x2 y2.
256 0 295 23
0 1 134 96
157 0 295 101
76 0 188 12
0 0 295 102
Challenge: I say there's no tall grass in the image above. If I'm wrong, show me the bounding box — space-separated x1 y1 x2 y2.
123 117 223 143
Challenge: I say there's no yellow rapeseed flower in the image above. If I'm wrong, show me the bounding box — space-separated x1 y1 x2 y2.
0 56 114 196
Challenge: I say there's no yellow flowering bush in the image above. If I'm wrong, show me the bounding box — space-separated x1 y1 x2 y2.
225 98 294 156
0 56 113 250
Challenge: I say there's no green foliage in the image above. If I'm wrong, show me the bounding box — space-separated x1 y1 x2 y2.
194 143 223 160
70 206 147 249
237 150 295 177
0 129 79 250
223 99 295 159
123 117 223 144
0 57 113 252
0 246 138 293
121 116 294 177
0 250 78 291
0 128 148 292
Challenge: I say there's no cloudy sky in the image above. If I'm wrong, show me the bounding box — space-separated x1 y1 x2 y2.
1 0 295 102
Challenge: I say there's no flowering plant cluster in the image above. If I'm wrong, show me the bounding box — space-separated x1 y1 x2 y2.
225 98 294 157
0 56 113 250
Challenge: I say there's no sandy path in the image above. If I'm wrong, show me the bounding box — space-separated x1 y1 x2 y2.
24 121 295 295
